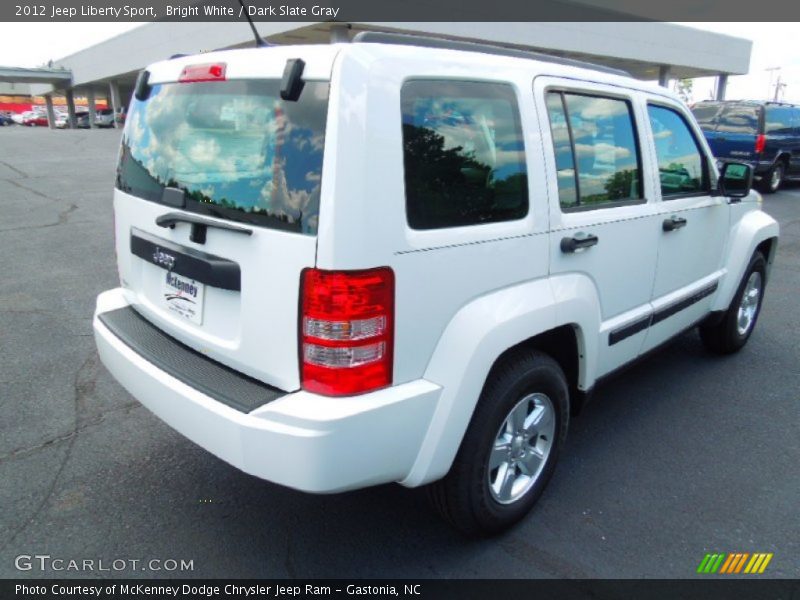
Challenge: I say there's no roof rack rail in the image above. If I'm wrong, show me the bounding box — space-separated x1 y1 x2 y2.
697 99 798 108
351 32 630 77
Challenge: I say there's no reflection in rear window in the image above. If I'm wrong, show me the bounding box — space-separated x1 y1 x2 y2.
715 105 759 134
765 106 797 134
116 80 329 235
401 80 529 230
690 103 721 129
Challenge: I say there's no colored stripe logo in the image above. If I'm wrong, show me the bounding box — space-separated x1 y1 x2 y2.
697 553 773 574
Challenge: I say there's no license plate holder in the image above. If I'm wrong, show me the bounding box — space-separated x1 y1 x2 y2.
160 270 205 325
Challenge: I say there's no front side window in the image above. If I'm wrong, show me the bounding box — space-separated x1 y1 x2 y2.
117 80 329 235
401 80 528 230
648 104 709 197
545 91 642 210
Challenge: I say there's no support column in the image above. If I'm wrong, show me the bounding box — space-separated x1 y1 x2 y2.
108 80 121 128
44 94 56 129
658 65 671 88
329 24 350 43
716 74 728 101
65 89 77 129
87 88 97 128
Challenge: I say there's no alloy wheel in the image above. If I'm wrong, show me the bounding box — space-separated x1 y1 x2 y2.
737 271 762 336
488 393 555 505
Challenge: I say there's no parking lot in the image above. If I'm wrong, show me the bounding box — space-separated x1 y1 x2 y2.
0 126 798 579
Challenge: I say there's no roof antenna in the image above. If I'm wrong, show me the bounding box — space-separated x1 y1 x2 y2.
238 0 269 47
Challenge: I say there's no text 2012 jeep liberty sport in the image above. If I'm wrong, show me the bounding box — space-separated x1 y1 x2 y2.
94 34 779 534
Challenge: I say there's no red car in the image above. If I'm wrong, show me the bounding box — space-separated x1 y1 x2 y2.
23 113 49 127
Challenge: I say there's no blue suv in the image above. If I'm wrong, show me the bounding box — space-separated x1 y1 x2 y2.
691 100 800 193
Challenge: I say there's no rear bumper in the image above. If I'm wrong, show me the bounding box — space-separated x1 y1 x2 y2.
94 288 440 493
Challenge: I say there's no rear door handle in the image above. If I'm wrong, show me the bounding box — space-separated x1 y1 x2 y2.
560 232 599 253
662 216 688 232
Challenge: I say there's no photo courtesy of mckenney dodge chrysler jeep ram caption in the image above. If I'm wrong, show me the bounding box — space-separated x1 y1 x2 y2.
93 33 779 535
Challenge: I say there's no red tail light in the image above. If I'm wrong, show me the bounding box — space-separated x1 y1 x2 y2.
179 63 226 83
300 268 394 396
755 134 766 155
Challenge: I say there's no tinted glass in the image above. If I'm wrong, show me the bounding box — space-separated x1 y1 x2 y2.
558 93 642 208
715 104 759 134
117 80 329 235
401 80 528 230
691 103 721 129
545 92 578 208
648 105 707 197
765 106 796 134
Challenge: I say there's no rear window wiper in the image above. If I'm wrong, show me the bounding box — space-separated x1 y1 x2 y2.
156 212 253 244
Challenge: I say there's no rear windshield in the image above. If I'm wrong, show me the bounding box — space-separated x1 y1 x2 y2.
117 79 329 235
765 106 798 134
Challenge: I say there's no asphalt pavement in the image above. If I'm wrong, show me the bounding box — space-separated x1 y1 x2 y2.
1 126 798 579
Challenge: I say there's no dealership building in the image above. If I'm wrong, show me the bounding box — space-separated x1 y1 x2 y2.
3 21 752 128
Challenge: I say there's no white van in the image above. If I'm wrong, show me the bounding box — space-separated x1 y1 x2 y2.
94 34 779 534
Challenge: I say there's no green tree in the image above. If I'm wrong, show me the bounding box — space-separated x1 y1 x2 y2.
675 79 693 103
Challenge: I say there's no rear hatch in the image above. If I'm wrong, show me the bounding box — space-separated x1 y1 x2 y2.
113 47 337 391
692 102 762 162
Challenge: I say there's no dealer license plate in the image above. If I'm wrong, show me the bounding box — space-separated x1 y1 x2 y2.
160 270 205 325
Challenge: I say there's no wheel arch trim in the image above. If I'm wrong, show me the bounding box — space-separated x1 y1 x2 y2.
712 209 779 312
400 274 599 487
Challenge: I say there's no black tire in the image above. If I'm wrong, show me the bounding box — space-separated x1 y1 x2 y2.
758 161 785 194
427 349 569 536
700 252 766 354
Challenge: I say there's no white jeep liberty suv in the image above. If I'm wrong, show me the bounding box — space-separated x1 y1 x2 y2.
93 33 779 534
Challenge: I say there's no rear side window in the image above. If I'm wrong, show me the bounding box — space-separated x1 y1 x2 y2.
545 91 642 210
401 80 528 230
648 104 709 197
690 103 721 129
117 79 329 235
715 104 759 134
765 106 796 134
545 93 578 208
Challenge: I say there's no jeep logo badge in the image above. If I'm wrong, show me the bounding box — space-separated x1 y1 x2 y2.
152 247 176 270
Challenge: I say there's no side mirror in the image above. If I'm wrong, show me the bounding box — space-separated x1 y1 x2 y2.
718 161 753 200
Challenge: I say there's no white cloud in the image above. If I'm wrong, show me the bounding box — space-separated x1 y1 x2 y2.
260 158 320 222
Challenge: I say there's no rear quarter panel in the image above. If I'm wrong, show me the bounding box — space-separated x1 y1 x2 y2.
317 46 555 385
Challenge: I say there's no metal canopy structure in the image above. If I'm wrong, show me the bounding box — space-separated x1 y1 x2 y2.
0 65 72 85
17 21 752 129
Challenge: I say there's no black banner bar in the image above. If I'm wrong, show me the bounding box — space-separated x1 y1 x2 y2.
5 0 800 22
3 580 800 600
